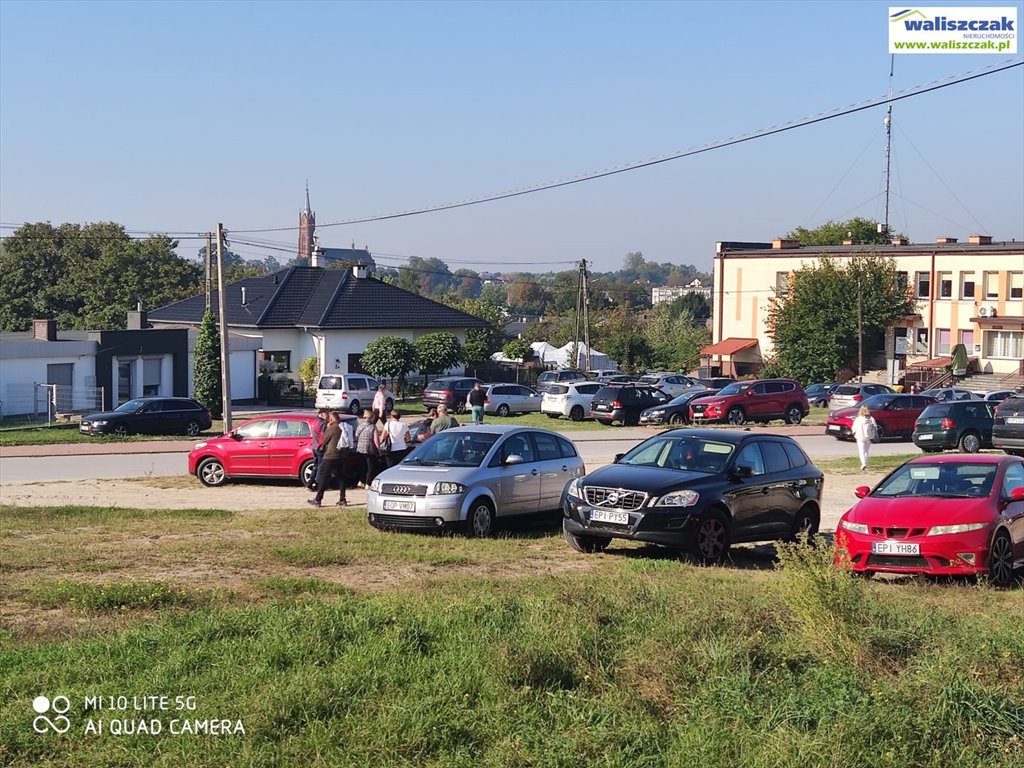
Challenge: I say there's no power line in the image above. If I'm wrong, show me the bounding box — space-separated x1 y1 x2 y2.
229 59 1022 235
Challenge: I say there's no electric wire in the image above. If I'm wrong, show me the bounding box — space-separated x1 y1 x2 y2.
228 59 1023 235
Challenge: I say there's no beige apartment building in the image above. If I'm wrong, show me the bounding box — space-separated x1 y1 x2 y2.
703 235 1024 383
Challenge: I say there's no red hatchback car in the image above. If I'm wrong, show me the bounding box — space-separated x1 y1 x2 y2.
188 412 359 488
826 393 936 441
835 454 1024 587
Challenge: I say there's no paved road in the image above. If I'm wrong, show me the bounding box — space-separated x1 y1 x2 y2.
1 430 918 486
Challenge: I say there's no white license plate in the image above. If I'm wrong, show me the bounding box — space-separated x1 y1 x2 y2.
917 433 933 440
591 509 629 525
383 500 416 512
872 541 920 556
1007 417 1024 425
827 424 840 431
79 424 89 432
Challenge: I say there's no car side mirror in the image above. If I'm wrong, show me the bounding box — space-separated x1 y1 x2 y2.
504 454 524 465
730 465 754 479
230 431 241 440
1009 487 1024 502
855 485 870 498
613 453 624 463
746 389 755 397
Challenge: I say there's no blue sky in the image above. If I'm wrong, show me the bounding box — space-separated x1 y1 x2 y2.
1 0 1022 273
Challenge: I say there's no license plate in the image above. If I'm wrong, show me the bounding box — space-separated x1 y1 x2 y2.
917 433 933 440
383 500 416 512
872 541 920 556
590 509 629 525
79 424 89 432
1007 417 1024 425
827 424 840 431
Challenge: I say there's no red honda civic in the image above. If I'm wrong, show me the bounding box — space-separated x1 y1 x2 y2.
835 454 1024 587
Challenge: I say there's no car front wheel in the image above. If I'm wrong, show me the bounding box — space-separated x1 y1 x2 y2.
466 499 495 538
988 530 1015 588
111 423 129 437
197 458 227 487
689 509 730 565
669 413 686 425
563 524 611 554
726 407 746 426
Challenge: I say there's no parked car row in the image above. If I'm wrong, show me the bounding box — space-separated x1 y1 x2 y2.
181 408 1024 586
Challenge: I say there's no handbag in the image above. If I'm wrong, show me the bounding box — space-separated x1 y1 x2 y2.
377 427 392 455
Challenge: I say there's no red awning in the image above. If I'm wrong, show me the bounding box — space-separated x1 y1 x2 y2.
700 338 759 356
908 356 952 369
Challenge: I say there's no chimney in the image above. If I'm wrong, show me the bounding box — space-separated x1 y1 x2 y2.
126 310 149 330
935 236 958 244
968 234 992 245
771 238 800 250
32 319 57 341
891 237 909 246
352 262 369 279
842 238 856 246
241 287 248 306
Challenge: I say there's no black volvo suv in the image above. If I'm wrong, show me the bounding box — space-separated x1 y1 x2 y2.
561 429 824 563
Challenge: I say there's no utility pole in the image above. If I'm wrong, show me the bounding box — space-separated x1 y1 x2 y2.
581 260 592 371
216 223 233 432
857 274 864 378
205 232 213 311
882 54 895 240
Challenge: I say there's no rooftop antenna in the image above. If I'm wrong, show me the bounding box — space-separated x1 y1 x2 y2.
882 54 895 239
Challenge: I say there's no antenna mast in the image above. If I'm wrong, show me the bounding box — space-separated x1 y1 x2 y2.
882 54 895 239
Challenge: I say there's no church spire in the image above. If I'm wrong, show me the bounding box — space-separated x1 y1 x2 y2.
298 183 316 265
304 180 311 215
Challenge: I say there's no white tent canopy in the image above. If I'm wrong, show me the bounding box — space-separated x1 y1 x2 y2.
491 341 615 370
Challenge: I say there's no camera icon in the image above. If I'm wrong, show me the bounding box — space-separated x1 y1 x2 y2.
32 695 71 734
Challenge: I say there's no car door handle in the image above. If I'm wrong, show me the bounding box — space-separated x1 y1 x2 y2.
561 465 569 472
258 442 269 447
761 487 770 494
531 469 539 476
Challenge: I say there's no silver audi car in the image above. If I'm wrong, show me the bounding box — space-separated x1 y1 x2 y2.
367 425 585 537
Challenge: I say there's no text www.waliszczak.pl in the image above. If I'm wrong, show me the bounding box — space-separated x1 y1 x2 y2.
893 39 1013 51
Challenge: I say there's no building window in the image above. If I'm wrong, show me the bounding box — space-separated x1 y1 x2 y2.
775 271 789 299
984 330 1023 359
936 329 951 356
915 271 930 299
1010 271 1023 300
261 351 291 371
896 271 909 294
937 272 952 299
915 328 929 355
960 272 975 299
143 358 162 397
894 327 909 356
959 329 975 351
983 272 999 300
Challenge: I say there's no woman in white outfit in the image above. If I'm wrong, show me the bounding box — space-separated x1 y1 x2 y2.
383 410 411 468
851 405 877 471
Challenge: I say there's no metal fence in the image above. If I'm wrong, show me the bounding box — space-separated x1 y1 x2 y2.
1 384 104 423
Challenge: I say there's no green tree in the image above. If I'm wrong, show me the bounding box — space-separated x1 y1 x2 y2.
0 222 201 331
440 296 506 376
643 303 710 372
502 339 534 383
193 311 222 418
786 217 905 246
596 306 652 373
766 255 916 383
298 356 320 393
413 332 463 379
361 336 419 384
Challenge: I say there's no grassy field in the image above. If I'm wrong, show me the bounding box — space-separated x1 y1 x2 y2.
1 500 1022 767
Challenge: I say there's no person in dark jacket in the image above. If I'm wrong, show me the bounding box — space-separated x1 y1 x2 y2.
308 408 330 491
467 382 486 425
308 412 353 507
355 410 380 488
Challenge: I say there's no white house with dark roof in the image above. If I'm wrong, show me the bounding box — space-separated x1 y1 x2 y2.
147 263 489 399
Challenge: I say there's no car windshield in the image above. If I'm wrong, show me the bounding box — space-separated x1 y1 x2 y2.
871 462 997 499
618 435 735 473
716 382 751 396
114 399 148 413
668 392 702 405
403 432 500 467
638 376 660 385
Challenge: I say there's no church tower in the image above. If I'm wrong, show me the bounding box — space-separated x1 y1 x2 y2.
298 183 316 265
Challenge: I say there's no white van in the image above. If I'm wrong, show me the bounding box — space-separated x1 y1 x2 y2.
315 374 393 414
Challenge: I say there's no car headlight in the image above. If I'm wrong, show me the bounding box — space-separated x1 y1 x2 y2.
370 478 382 493
648 410 664 416
655 490 699 507
566 478 582 499
840 519 869 535
927 522 987 536
193 441 207 449
434 481 468 495
93 420 108 426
